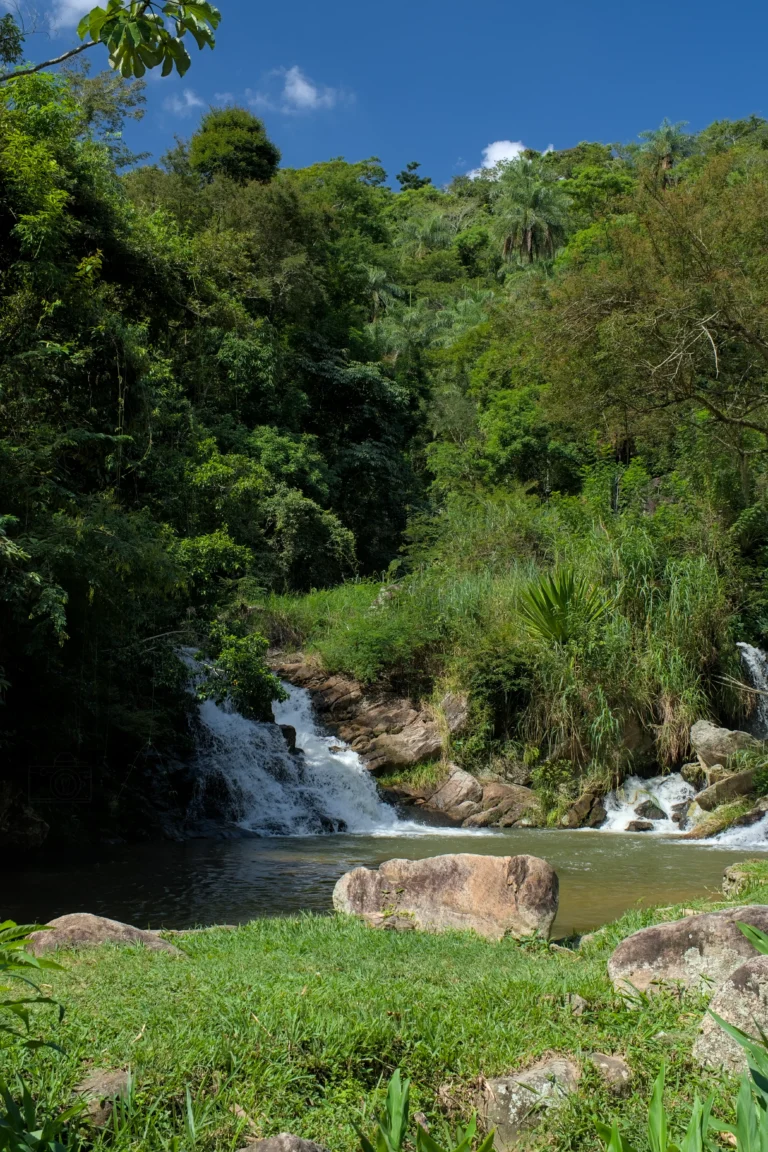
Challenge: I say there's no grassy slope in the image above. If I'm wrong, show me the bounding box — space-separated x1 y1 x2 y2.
5 872 768 1152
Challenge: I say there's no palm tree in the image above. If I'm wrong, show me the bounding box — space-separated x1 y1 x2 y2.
396 212 453 260
363 265 403 322
490 158 571 264
637 118 692 185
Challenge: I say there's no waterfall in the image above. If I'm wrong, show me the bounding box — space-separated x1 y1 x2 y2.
185 652 402 835
737 642 768 739
597 773 697 834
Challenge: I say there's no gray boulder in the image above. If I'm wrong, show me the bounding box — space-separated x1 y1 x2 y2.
243 1138 329 1152
482 1058 580 1151
694 955 768 1074
27 913 180 956
440 692 469 734
429 767 482 812
74 1069 131 1127
635 801 666 821
690 720 759 769
608 905 768 994
696 768 758 811
333 853 559 940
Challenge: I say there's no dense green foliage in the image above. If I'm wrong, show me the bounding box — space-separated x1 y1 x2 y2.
4 53 768 835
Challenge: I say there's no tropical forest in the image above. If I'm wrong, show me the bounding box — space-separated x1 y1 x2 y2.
3 3 768 1152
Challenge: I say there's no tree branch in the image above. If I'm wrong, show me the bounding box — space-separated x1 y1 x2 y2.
693 393 768 437
0 39 96 83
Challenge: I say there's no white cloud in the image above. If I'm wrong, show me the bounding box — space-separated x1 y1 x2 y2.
49 0 92 32
214 91 234 103
247 66 347 115
163 88 205 117
468 139 526 178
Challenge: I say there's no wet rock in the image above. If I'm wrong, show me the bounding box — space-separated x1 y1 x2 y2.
626 820 654 832
482 1058 580 1151
635 801 666 821
608 905 768 994
586 803 607 828
429 767 482 812
561 786 603 829
463 783 539 828
243 1137 330 1152
588 1053 631 1093
681 761 706 789
446 799 482 821
671 801 690 825
695 767 757 811
694 955 768 1073
74 1069 130 1126
27 913 180 956
333 853 559 941
279 725 297 753
690 719 760 769
731 797 768 828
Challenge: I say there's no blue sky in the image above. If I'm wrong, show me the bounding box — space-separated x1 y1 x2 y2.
29 0 768 183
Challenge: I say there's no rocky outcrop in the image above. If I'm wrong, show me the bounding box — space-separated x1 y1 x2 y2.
694 955 768 1073
482 1058 580 1151
333 853 559 940
243 1138 329 1152
428 768 482 814
690 720 760 769
27 913 180 956
723 860 768 897
271 656 466 775
463 782 541 828
74 1069 131 1126
561 786 606 829
608 906 768 993
695 768 758 811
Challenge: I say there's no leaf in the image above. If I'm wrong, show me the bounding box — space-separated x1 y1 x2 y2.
647 1066 668 1152
738 922 768 956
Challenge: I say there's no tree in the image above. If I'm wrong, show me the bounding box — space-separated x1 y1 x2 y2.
490 157 571 263
396 161 432 190
637 118 692 185
189 107 281 184
0 0 220 84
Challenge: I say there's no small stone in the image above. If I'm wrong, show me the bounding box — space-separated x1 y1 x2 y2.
74 1069 130 1127
634 801 666 821
482 1058 580 1151
589 1053 631 1092
626 820 654 832
569 993 588 1016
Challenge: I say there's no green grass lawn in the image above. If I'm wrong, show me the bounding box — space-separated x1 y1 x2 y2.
5 872 768 1152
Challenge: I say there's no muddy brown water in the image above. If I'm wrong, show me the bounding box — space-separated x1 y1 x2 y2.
2 827 760 937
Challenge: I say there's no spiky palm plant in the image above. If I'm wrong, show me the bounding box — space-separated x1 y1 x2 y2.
490 158 571 264
519 568 610 645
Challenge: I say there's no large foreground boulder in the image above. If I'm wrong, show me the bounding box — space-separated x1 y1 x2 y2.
27 913 180 956
694 955 768 1073
482 1058 580 1151
608 906 768 993
690 720 759 769
333 853 559 940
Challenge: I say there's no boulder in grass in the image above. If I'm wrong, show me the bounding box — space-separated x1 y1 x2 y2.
333 853 559 941
243 1138 330 1152
27 913 180 956
693 955 768 1074
74 1069 131 1127
482 1058 580 1151
608 905 768 994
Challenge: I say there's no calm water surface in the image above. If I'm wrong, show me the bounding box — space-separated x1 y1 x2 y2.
2 828 760 937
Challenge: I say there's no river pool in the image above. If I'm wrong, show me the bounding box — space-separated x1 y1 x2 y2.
2 827 759 937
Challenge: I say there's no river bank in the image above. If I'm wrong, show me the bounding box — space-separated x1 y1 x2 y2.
5 862 768 1152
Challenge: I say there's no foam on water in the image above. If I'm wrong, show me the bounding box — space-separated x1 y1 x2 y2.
598 773 696 835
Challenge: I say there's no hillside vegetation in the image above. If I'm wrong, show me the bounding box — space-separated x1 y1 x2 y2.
3 60 768 834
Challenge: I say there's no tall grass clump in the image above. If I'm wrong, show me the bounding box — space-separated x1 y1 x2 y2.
261 460 744 797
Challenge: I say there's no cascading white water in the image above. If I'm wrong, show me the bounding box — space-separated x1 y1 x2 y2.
598 774 696 834
737 642 768 738
190 680 403 836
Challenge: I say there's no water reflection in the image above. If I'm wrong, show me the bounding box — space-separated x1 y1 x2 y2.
2 828 758 936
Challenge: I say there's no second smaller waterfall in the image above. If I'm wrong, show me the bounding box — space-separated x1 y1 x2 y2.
737 642 768 738
598 774 696 834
